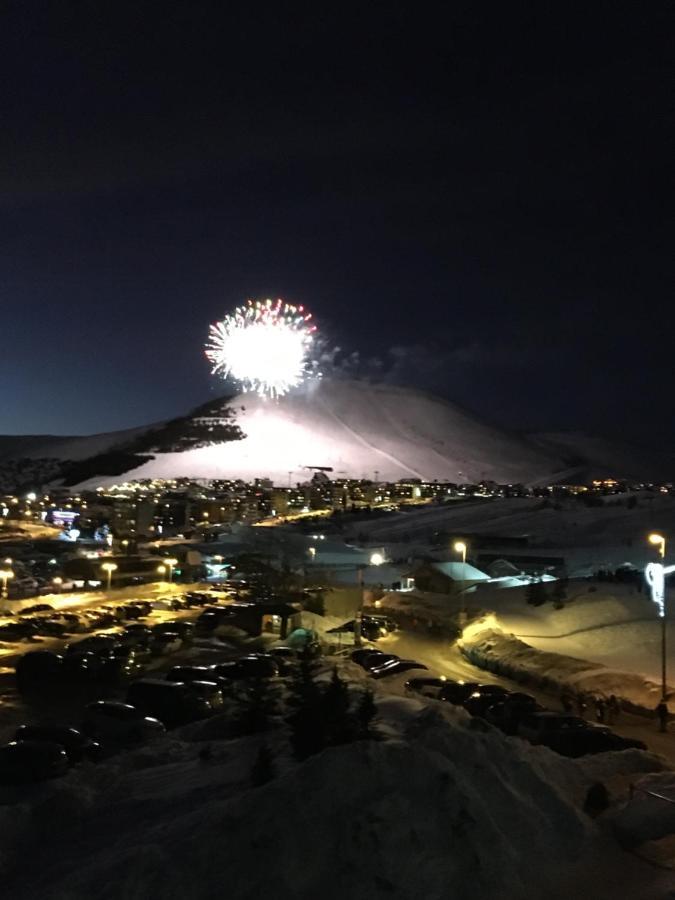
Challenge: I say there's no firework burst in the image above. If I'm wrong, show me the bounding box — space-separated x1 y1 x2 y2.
205 299 318 398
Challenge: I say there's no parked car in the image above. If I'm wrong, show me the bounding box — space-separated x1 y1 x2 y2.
359 652 400 671
152 620 195 642
516 711 605 755
404 676 448 698
16 651 63 691
0 740 69 782
126 679 212 728
18 604 54 616
369 659 428 679
120 625 153 647
166 665 215 684
66 635 120 656
149 632 182 654
82 701 166 742
183 681 225 711
437 681 506 706
350 648 384 667
209 655 279 681
485 694 542 734
462 687 515 717
14 726 101 764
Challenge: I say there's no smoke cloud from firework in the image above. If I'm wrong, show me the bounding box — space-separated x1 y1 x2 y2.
205 299 319 398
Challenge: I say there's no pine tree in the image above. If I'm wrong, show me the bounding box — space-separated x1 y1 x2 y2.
552 577 568 607
323 667 355 745
250 742 276 786
526 578 547 606
356 688 378 739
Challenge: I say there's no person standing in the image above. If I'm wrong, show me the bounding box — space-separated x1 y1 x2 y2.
657 700 669 733
607 695 620 725
595 697 606 724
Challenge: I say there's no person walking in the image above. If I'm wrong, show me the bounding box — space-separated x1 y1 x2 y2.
607 695 620 725
595 697 606 724
657 700 669 733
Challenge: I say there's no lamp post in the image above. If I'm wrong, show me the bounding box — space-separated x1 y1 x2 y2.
454 540 468 618
157 564 167 583
0 569 13 598
646 533 673 730
164 558 178 583
101 562 117 593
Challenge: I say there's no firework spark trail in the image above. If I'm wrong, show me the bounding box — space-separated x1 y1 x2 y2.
205 298 318 398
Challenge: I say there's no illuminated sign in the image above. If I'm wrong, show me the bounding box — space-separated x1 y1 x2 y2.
645 562 675 618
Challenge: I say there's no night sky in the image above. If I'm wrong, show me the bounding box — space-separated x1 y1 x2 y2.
1 3 673 444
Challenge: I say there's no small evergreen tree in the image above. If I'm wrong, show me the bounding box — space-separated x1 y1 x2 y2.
526 578 548 606
323 667 356 745
250 742 276 786
552 577 568 607
356 688 378 739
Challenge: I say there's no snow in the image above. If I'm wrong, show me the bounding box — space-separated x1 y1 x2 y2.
460 620 668 715
460 581 675 691
75 379 567 487
0 666 669 900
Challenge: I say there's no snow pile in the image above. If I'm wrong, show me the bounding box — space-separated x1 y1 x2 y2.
460 618 667 713
613 772 675 846
0 678 669 900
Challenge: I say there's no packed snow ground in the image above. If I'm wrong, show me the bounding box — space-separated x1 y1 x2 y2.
0 662 672 900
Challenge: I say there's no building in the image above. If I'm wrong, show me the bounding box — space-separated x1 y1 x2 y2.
410 560 490 595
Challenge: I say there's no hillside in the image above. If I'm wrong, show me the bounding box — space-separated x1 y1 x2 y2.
2 379 672 490
73 379 567 487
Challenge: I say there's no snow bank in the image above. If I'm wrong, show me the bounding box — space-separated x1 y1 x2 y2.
0 671 668 900
460 618 666 714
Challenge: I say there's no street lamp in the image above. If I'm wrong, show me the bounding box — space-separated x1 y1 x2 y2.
649 532 666 559
454 540 468 618
157 564 167 582
101 562 117 592
0 569 13 598
370 552 384 566
52 576 63 591
645 533 673 730
164 558 178 583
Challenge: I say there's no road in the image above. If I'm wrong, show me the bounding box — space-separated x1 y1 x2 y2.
376 628 675 766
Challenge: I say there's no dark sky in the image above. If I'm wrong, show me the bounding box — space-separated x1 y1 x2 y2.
1 3 674 444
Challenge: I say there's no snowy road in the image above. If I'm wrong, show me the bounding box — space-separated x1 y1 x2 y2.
376 628 675 765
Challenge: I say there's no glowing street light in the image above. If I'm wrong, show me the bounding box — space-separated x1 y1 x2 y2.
0 569 13 597
454 540 468 618
157 564 167 581
101 562 118 592
52 577 63 590
164 558 178 583
649 533 666 559
645 533 674 729
370 552 384 566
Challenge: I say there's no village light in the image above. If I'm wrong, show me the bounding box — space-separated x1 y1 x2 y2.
649 533 666 559
370 552 384 566
101 562 117 592
0 569 13 597
157 564 167 581
454 540 468 618
646 533 674 729
164 558 178 582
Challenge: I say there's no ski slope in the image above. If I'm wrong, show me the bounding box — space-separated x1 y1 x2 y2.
77 379 565 486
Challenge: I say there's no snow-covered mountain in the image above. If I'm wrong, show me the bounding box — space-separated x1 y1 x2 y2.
1 379 671 489
74 379 567 487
